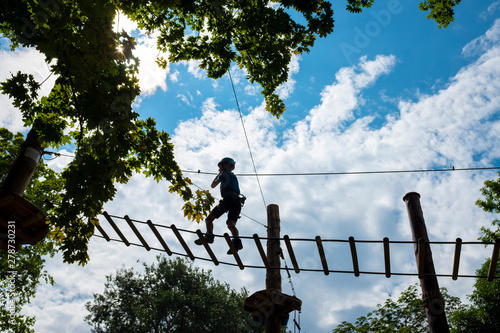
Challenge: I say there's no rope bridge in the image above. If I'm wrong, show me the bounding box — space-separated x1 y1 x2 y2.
93 212 500 281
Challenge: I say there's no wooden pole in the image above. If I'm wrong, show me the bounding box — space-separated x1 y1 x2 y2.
487 239 500 282
266 204 281 333
403 192 449 333
1 128 44 195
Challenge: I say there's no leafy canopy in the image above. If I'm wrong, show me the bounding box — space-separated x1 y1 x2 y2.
332 284 462 333
449 173 500 332
476 173 500 243
450 258 500 333
85 256 262 333
346 0 462 28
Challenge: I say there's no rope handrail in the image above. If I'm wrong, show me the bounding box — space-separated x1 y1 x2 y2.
103 213 495 244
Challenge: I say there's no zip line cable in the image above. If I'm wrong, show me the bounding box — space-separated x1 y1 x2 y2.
183 166 500 177
46 152 500 177
228 70 267 211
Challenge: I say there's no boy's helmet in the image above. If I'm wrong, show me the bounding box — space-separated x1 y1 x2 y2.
218 157 236 169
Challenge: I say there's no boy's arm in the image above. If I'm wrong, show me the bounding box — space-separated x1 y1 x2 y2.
211 171 222 188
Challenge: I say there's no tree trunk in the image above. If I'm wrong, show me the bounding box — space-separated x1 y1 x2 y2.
1 128 44 195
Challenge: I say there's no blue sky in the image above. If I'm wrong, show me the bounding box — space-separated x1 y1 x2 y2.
2 1 500 332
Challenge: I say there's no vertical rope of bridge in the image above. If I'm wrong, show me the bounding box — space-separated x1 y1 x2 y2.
228 69 267 211
280 247 301 332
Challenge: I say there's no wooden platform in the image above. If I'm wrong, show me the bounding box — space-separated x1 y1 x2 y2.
244 290 302 321
0 188 48 251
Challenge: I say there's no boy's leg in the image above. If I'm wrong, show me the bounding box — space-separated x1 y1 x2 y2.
227 219 243 252
226 197 243 253
195 202 227 246
226 196 241 238
194 214 216 245
206 213 215 233
227 219 238 237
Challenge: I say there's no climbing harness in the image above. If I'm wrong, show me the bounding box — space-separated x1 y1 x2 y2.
239 194 247 207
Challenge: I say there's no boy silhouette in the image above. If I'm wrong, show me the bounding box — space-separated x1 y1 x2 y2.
195 157 243 253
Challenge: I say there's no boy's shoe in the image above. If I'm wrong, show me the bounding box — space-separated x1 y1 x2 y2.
194 232 214 245
227 238 243 254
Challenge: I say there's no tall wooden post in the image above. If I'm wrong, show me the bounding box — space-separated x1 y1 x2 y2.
244 204 301 331
266 204 281 333
1 128 43 195
403 192 449 333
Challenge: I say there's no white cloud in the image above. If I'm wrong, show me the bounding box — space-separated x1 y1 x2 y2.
244 84 259 96
228 65 245 86
169 69 180 82
0 100 25 133
480 1 500 20
462 18 500 58
44 149 74 172
185 59 206 79
176 92 194 106
114 12 171 97
133 32 170 96
0 48 56 132
301 55 396 134
117 15 170 96
276 54 301 100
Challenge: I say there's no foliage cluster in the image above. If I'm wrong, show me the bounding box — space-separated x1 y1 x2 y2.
346 0 461 28
332 284 462 333
450 258 500 332
85 256 262 333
